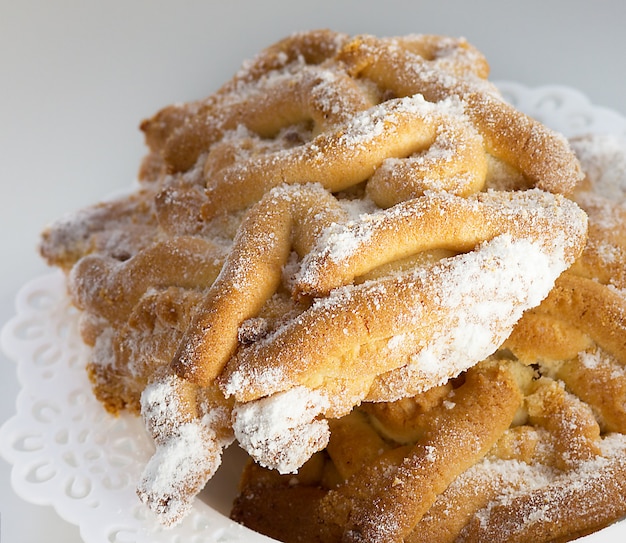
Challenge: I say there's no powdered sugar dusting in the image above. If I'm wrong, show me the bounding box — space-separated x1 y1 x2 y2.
336 94 464 148
465 434 626 540
309 218 374 265
137 418 223 525
137 374 233 525
223 361 288 400
379 233 569 398
579 348 626 380
233 387 331 473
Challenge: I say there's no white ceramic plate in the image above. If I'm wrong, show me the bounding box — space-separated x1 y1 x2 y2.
2 83 626 543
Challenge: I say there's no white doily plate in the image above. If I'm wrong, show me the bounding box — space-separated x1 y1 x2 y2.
2 83 626 543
